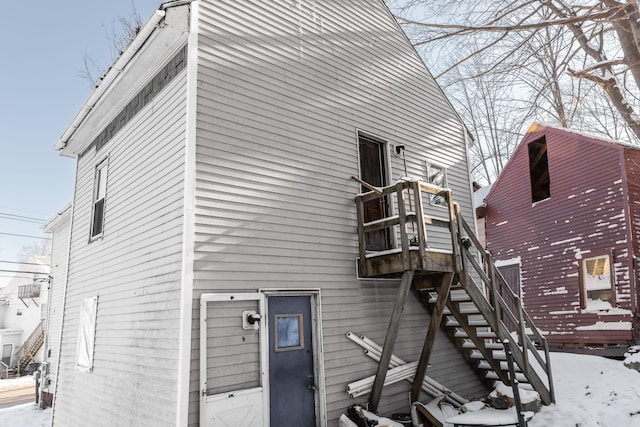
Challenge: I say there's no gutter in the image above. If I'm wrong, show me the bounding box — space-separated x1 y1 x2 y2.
54 9 166 152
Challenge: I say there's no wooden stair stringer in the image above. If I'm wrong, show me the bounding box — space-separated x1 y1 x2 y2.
458 271 553 405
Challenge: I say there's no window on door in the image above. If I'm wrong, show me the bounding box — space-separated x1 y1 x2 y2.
90 159 108 239
274 313 304 352
581 254 614 310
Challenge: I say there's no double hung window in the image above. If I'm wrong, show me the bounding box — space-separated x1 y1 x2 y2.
91 160 108 239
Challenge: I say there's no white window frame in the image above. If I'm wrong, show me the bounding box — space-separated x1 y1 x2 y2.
426 161 448 207
581 253 614 310
76 296 98 372
90 159 108 240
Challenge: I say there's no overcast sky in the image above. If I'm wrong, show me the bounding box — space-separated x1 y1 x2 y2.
0 1 160 285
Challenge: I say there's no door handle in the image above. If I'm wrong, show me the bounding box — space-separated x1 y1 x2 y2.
308 384 316 391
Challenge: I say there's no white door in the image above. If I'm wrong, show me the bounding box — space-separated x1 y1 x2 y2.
200 293 268 427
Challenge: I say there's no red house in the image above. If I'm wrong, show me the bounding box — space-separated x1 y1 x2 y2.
484 123 640 356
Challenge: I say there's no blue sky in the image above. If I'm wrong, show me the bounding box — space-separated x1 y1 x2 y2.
0 1 160 284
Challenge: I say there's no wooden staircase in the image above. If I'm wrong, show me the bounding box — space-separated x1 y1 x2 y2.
14 320 45 375
354 179 554 412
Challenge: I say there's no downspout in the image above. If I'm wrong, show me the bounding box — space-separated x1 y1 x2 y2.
54 9 166 152
50 156 79 424
176 1 198 425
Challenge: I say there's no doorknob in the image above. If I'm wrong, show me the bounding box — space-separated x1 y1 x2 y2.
308 384 316 391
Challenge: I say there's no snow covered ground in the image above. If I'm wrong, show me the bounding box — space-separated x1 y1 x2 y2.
0 351 639 426
0 377 49 427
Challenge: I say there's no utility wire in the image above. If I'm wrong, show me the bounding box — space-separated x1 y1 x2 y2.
0 269 49 275
0 212 47 224
0 232 51 240
0 260 50 267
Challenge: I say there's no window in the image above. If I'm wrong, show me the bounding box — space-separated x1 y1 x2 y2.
581 254 613 310
91 160 108 239
76 296 98 372
426 161 448 206
1 344 12 367
274 313 304 352
528 137 550 203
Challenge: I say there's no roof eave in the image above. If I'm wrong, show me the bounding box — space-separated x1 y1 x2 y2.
54 9 167 155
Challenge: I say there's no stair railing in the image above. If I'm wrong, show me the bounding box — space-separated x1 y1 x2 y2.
456 212 555 404
14 320 45 370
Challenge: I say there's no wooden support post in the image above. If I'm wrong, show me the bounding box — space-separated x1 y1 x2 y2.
410 272 455 403
368 270 415 412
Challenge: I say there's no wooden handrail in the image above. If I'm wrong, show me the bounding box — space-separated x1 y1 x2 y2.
458 213 555 404
14 320 45 367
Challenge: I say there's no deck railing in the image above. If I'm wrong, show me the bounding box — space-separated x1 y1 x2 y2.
354 179 461 277
18 284 40 299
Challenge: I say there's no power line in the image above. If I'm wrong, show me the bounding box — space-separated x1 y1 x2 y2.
0 212 47 224
0 232 51 240
0 260 50 267
0 269 49 275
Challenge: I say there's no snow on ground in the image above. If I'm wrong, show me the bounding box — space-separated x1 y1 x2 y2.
1 352 640 426
0 376 35 391
529 352 640 427
0 376 49 427
0 403 50 427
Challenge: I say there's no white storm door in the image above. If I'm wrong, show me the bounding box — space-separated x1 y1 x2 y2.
200 293 268 427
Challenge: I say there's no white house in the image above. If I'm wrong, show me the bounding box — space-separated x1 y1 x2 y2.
38 204 72 407
0 256 49 377
50 1 553 426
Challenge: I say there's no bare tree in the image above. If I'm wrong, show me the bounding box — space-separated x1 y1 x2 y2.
80 3 144 86
17 240 51 263
389 0 640 181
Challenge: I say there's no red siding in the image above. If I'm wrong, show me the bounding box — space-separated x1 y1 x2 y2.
485 124 635 347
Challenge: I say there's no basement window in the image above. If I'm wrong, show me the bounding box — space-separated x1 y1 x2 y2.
581 254 614 310
90 159 108 239
528 137 550 203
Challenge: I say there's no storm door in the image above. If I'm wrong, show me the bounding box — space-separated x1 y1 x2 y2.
200 293 268 427
268 295 316 427
358 134 391 251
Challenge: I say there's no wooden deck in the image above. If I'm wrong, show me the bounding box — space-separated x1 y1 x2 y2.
358 248 455 278
354 179 555 412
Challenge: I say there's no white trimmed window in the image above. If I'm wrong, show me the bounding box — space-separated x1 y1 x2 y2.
426 161 448 206
581 254 613 310
91 160 108 239
76 296 98 372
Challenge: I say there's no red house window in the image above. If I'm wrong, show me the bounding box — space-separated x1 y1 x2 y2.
528 137 550 203
580 253 614 310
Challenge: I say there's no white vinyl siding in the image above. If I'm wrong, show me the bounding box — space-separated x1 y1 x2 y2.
43 206 71 397
190 0 480 424
52 68 188 427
